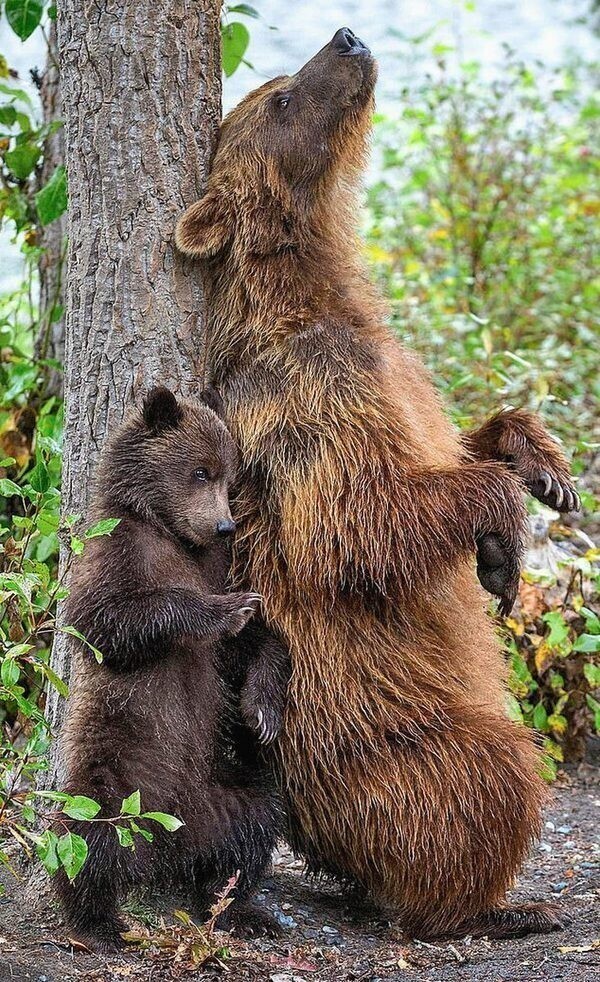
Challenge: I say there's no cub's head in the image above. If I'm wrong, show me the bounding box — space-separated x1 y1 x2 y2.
176 29 376 259
104 386 238 548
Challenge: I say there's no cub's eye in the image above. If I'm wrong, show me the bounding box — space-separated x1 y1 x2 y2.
194 467 209 482
276 95 291 111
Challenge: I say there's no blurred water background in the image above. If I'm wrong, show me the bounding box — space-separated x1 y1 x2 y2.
0 0 598 289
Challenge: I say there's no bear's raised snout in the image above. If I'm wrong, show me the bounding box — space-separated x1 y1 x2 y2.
332 27 371 58
216 518 236 536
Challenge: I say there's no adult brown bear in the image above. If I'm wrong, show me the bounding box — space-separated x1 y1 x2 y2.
176 29 579 939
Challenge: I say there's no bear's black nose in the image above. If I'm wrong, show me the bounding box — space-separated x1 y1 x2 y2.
332 28 371 57
216 518 236 536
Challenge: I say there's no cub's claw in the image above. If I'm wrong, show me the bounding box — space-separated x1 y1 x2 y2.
241 696 283 745
226 592 262 636
248 705 280 744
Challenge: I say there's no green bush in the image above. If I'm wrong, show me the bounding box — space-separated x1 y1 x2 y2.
366 48 599 465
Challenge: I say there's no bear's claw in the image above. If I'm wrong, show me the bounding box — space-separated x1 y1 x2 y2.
529 469 580 514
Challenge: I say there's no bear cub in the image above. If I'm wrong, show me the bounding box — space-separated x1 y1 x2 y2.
56 386 290 951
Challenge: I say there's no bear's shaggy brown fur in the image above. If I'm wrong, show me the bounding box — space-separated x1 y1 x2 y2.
176 30 579 938
56 388 289 950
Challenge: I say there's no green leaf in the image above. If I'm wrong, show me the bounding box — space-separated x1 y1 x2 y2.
583 662 600 687
37 508 60 536
28 459 50 493
222 22 250 77
1 658 20 687
505 692 524 723
580 607 600 635
0 478 24 498
70 536 85 555
141 811 184 832
0 82 33 107
115 825 134 848
573 633 600 653
0 105 17 126
39 662 69 699
35 829 60 875
5 643 34 658
59 625 104 663
120 789 141 817
130 821 153 843
542 610 570 649
532 701 548 732
0 456 16 467
5 0 45 41
62 795 101 821
84 518 121 539
35 165 68 226
586 694 600 733
228 3 259 16
57 831 88 881
5 142 41 179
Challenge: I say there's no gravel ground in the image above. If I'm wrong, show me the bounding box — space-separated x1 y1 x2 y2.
1 757 598 982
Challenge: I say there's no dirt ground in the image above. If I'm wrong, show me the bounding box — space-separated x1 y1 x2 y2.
1 755 598 982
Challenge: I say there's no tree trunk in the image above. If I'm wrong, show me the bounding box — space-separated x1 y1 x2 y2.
35 18 66 398
47 0 222 779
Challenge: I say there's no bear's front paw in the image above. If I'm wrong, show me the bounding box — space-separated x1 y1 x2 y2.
476 533 519 617
224 592 262 636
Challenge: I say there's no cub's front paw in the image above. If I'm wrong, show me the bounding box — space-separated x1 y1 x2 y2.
476 533 519 617
240 686 284 745
527 469 580 514
224 592 262 636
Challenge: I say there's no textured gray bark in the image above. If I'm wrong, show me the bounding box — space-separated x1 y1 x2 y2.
47 0 222 776
35 19 66 397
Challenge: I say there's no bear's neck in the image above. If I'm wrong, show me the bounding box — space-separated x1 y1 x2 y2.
206 212 382 362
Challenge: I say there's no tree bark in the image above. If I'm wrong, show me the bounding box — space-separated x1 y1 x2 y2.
35 18 66 398
47 0 222 777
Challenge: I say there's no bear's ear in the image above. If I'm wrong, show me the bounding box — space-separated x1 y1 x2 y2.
175 191 232 258
199 386 225 419
142 387 184 433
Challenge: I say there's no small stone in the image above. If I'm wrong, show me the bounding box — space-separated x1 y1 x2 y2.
274 912 297 928
538 841 552 853
545 821 555 831
270 975 292 982
552 882 568 892
281 902 293 910
557 825 573 834
322 925 338 934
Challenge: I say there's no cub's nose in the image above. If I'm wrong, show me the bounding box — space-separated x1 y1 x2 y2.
332 27 371 57
216 518 236 536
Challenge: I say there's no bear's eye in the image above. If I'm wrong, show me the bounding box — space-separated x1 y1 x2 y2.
276 94 291 111
194 467 209 482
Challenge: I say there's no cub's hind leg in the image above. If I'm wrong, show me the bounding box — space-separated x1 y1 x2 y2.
192 783 283 936
54 820 139 952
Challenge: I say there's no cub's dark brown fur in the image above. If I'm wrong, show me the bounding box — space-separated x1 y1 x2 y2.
176 29 579 940
56 388 289 951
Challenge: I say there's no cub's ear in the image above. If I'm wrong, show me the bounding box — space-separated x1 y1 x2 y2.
175 191 232 258
199 386 225 419
142 387 183 433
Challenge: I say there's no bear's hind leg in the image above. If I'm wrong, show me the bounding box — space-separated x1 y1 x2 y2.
448 902 565 940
